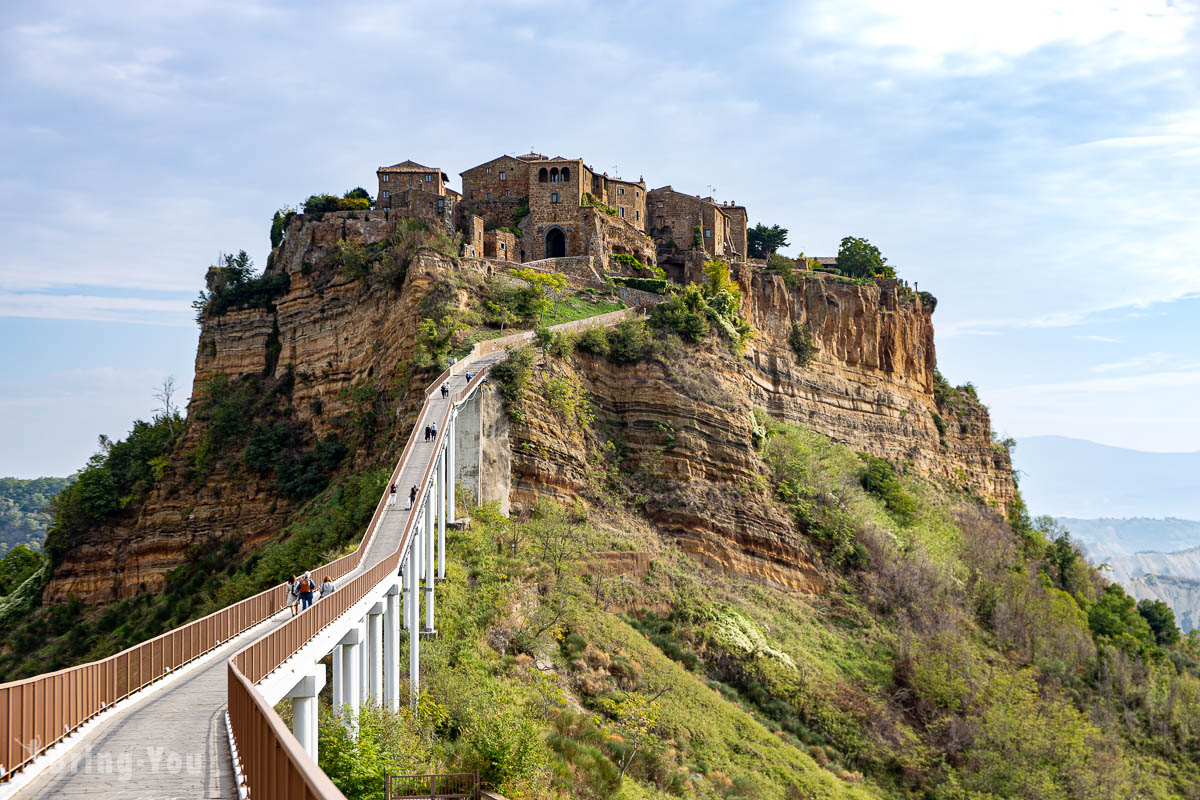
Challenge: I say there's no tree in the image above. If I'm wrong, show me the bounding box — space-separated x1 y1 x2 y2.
1138 598 1181 645
747 223 789 259
343 186 373 203
599 687 668 780
835 236 896 279
510 268 566 325
153 376 180 436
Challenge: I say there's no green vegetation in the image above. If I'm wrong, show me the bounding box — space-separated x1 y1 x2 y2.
510 268 567 326
0 545 44 596
835 237 896 280
609 254 666 279
789 322 815 366
335 218 461 292
270 206 297 249
44 413 183 566
303 189 373 214
192 251 290 321
491 347 536 422
748 223 789 259
513 196 531 229
650 260 753 353
608 276 668 294
0 476 70 552
582 192 618 216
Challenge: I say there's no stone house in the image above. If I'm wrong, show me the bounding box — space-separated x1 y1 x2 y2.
375 160 458 236
647 187 748 260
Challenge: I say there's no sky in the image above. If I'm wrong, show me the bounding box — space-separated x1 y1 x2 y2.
0 0 1198 478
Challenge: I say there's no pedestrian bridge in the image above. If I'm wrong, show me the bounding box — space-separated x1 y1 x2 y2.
0 306 647 800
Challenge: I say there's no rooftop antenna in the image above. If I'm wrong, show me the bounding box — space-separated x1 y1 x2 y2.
707 184 716 197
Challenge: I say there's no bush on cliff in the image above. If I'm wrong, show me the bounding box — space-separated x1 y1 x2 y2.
302 191 371 214
650 260 752 352
835 236 896 280
192 251 290 321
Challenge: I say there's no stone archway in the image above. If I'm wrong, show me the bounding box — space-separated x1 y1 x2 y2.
545 227 566 258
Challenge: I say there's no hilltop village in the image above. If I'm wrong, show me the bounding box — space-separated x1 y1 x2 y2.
374 152 751 277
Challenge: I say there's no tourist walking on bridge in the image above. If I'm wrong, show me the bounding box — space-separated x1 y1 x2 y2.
441 384 449 399
407 484 417 510
387 482 397 507
285 574 300 617
319 575 335 599
297 572 316 610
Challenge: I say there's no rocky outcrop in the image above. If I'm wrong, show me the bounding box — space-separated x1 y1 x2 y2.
46 212 470 604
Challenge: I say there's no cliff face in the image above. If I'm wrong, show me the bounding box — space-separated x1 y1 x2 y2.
45 213 466 604
507 272 1014 592
45 211 1012 604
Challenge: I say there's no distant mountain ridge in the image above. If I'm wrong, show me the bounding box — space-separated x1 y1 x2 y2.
1013 435 1200 519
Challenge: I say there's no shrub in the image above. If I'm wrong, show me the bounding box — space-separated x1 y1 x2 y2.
607 319 651 363
192 251 290 321
491 347 536 421
576 327 611 357
836 236 896 279
858 455 918 526
789 323 815 366
651 285 710 342
609 276 667 293
302 192 371 214
270 207 297 249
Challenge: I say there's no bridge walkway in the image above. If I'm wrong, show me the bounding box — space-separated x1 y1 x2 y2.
11 362 501 799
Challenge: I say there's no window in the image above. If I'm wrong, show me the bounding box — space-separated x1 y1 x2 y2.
382 174 390 183
538 168 548 183
437 198 445 213
705 229 712 238
500 242 506 250
504 189 510 197
619 207 625 218
550 191 560 203
618 187 625 195
561 167 570 182
499 171 506 181
487 192 492 200
636 191 640 198
425 174 432 182
485 166 491 174
636 210 640 221
382 190 390 199
657 216 664 228
550 167 559 182
408 176 413 186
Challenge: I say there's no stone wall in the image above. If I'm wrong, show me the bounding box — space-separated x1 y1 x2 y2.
484 229 518 261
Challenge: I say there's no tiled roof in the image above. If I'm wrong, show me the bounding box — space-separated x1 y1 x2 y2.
379 160 436 172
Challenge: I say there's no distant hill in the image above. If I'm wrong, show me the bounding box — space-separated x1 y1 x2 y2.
1012 435 1200 519
1059 517 1200 561
0 476 70 553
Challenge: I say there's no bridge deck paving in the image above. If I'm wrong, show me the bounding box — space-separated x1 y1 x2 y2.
12 363 499 800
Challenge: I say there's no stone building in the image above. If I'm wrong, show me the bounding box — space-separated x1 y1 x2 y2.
460 153 655 266
375 160 458 236
647 187 748 260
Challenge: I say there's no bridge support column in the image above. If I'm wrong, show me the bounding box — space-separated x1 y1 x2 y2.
425 481 436 632
285 665 326 762
407 539 420 708
437 449 447 581
368 601 384 705
359 616 370 709
384 584 400 712
401 559 411 631
446 414 456 550
338 627 362 734
332 644 343 711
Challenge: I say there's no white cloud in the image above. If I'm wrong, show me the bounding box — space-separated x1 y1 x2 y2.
1089 352 1182 373
1074 335 1121 343
0 291 192 325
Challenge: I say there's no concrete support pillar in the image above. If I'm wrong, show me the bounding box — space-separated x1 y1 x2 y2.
331 644 343 711
401 559 411 631
446 414 456 544
285 665 326 762
425 486 436 632
358 616 369 708
407 537 420 707
437 450 447 580
384 585 400 712
368 601 384 704
338 627 362 732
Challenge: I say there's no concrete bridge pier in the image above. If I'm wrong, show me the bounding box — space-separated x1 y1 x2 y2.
338 627 362 732
368 601 384 704
425 478 436 633
407 536 421 707
285 665 327 762
384 584 400 712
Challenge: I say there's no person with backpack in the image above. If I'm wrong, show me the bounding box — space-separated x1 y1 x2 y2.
440 384 449 399
320 575 335 599
387 482 398 508
407 484 417 510
297 573 316 610
285 574 300 617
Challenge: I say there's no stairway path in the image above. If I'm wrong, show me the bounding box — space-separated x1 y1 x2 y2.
12 362 500 799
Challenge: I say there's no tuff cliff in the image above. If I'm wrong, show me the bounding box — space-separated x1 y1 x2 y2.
44 212 471 604
506 270 1013 592
44 212 1012 606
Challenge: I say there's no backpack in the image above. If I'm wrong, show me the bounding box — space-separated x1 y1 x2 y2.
300 578 315 593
